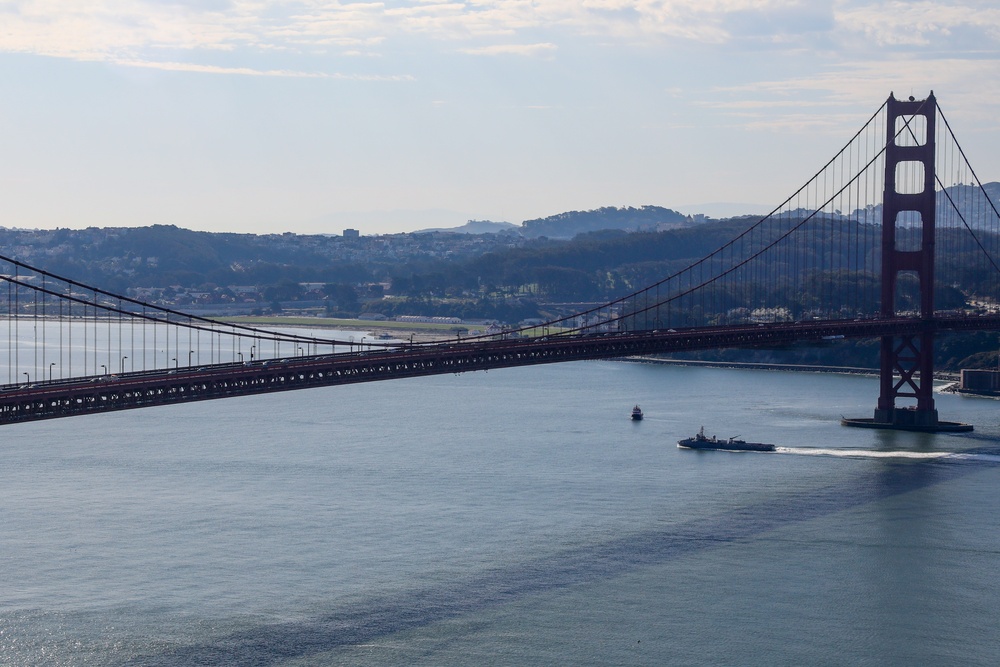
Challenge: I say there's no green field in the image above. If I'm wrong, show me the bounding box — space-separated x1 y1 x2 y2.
222 315 470 334
220 316 571 341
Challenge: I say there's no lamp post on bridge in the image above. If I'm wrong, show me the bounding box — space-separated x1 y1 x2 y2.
238 352 244 363
171 357 177 369
188 350 194 367
23 372 29 387
121 356 128 374
49 362 55 382
100 364 107 377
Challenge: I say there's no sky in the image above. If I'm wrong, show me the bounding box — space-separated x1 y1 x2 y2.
1 1 999 236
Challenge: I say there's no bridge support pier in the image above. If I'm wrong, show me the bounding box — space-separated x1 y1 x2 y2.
842 92 971 433
868 329 943 430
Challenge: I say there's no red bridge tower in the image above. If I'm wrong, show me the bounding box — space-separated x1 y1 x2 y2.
845 91 971 432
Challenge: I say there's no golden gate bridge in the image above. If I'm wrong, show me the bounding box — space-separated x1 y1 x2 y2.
2 92 1000 431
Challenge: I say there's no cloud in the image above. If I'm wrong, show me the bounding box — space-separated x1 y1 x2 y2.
721 2 836 42
705 57 1000 132
836 1 1000 48
0 0 998 77
112 58 414 80
458 42 557 56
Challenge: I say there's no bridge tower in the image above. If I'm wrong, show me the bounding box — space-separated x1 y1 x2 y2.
875 92 938 429
845 91 970 432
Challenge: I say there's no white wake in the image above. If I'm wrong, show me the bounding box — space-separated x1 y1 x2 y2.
773 447 950 460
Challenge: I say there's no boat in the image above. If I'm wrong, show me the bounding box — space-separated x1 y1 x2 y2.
678 426 775 452
631 405 643 421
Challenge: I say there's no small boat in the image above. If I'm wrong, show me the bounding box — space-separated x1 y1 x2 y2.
678 426 774 452
631 405 643 421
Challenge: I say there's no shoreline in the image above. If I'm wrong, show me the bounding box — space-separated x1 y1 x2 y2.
622 356 962 382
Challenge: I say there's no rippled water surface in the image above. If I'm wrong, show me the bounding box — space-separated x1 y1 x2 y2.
2 359 999 665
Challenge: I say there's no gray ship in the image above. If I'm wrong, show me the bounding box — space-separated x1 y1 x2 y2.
678 426 775 452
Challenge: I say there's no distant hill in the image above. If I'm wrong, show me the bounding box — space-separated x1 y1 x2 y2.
520 205 691 239
675 202 772 218
936 181 1000 228
418 206 699 238
850 181 1000 227
415 220 520 234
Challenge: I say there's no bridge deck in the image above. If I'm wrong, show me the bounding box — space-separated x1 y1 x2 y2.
2 316 997 426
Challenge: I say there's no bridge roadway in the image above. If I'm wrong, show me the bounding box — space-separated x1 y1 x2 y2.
2 315 999 426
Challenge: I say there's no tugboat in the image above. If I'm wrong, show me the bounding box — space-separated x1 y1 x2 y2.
631 405 643 421
678 426 775 452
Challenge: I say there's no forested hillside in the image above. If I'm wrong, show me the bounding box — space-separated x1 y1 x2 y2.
1 208 999 370
520 205 691 238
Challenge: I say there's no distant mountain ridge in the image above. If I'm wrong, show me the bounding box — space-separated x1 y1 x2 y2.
520 205 691 239
415 220 520 234
836 181 1000 227
418 205 697 239
418 182 1000 239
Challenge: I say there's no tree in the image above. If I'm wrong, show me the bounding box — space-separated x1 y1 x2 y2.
324 283 360 315
263 279 304 302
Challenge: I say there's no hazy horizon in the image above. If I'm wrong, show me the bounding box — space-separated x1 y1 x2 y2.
0 199 777 237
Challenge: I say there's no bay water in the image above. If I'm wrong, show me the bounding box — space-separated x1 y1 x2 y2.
1 356 999 665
